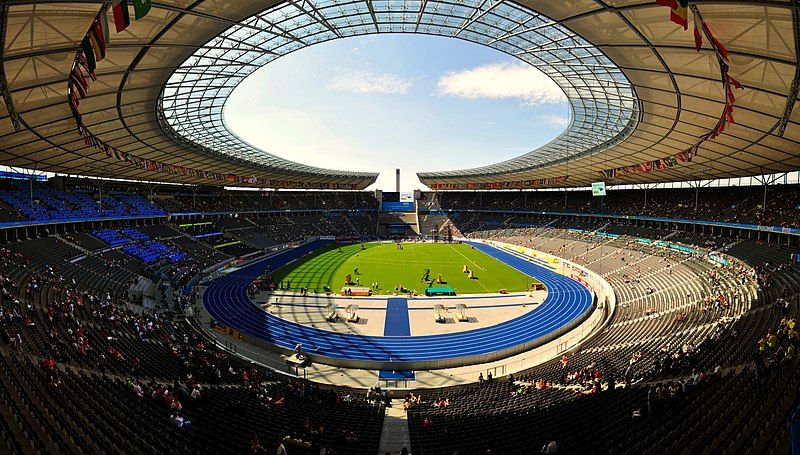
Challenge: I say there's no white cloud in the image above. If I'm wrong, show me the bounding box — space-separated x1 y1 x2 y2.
536 114 571 127
436 62 566 105
327 68 416 95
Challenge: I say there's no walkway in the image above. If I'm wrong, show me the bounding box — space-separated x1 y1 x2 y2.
378 400 411 454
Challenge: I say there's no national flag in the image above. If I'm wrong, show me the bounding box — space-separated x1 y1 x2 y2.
725 84 736 108
99 11 110 46
68 79 86 101
79 40 97 73
69 67 89 98
725 107 735 125
675 151 691 162
76 53 97 81
132 0 152 20
226 174 237 183
655 159 667 170
68 82 83 106
670 0 689 30
68 90 80 111
88 17 108 61
703 21 729 66
727 75 742 90
693 9 703 52
656 0 678 8
112 0 131 33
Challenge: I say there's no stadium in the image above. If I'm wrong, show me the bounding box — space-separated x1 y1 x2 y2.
0 0 799 453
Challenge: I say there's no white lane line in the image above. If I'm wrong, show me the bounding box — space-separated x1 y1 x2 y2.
449 244 486 271
446 245 490 292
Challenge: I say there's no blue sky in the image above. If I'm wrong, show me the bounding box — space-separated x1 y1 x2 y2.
225 34 570 192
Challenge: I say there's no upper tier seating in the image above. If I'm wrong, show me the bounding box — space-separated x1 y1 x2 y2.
0 182 164 222
422 184 800 228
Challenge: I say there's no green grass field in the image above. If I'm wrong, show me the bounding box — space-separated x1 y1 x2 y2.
270 242 535 295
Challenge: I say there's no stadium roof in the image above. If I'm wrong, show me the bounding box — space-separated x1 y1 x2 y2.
0 1 798 190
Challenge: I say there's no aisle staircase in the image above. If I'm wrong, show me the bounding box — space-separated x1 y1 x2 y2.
378 400 411 454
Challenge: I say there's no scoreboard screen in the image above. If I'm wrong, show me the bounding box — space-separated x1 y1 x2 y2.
592 181 607 196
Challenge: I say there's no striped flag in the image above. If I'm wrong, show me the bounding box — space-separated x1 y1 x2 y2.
76 53 97 81
79 39 97 73
69 67 89 99
702 20 729 66
692 9 703 51
657 0 688 30
112 0 131 33
670 1 689 30
88 16 108 61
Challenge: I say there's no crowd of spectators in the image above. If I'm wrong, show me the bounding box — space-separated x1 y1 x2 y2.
420 184 800 228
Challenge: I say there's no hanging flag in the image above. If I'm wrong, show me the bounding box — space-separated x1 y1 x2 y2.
725 84 736 109
132 0 152 20
69 69 88 99
79 40 97 73
692 9 703 52
725 107 735 125
88 17 107 61
670 1 689 30
112 0 131 33
68 91 81 115
99 11 110 46
727 75 742 90
702 21 729 66
76 53 96 81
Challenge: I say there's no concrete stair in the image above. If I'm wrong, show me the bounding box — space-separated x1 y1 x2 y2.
378 399 411 454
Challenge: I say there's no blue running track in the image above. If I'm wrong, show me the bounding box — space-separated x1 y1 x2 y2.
203 240 594 365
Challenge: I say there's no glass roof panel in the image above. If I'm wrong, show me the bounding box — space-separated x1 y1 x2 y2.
159 0 638 180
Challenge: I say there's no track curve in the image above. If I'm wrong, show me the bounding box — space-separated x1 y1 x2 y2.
203 240 594 368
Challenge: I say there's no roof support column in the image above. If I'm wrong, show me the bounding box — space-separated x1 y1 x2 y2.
777 1 800 137
0 4 21 132
29 165 36 211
